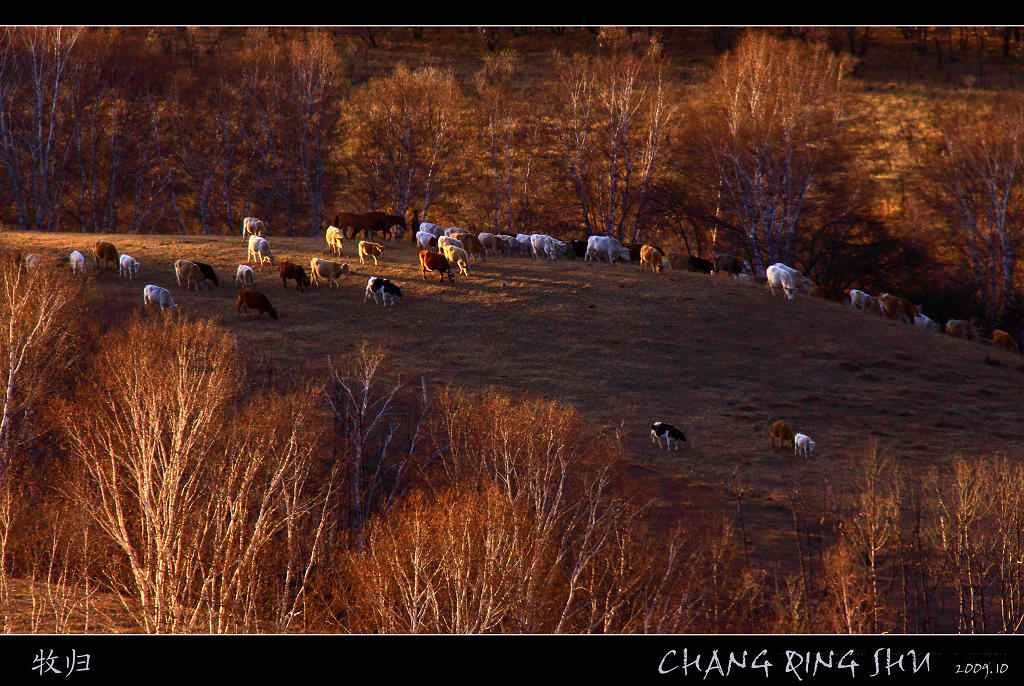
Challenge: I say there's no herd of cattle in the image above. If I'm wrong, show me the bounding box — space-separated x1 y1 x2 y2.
7 210 1020 466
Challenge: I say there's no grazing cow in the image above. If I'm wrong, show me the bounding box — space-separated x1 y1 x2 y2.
510 234 532 257
364 276 403 306
193 261 218 287
443 245 471 276
309 258 349 288
650 421 687 450
451 232 487 261
279 259 310 291
993 329 1019 353
914 312 940 332
766 263 813 299
358 240 385 266
568 239 588 260
686 255 715 275
119 254 140 280
437 236 464 254
530 233 568 260
237 289 278 320
419 221 445 238
770 420 795 450
325 226 344 256
878 293 919 324
419 250 455 282
23 254 45 270
479 233 511 257
69 250 86 275
714 253 746 277
143 284 177 312
444 226 467 237
584 235 630 264
794 433 816 458
640 244 665 274
416 230 439 251
624 242 643 263
247 235 275 266
235 264 255 288
93 240 119 271
242 216 266 240
174 259 209 291
946 318 974 340
846 289 878 313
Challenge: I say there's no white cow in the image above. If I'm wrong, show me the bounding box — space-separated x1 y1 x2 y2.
69 250 86 275
766 263 813 300
419 221 445 238
247 235 275 266
242 216 265 240
847 289 877 312
143 284 177 311
437 236 464 254
325 226 344 256
794 433 815 458
914 312 940 332
119 254 140 280
584 235 630 263
416 230 439 251
235 264 255 287
530 234 569 260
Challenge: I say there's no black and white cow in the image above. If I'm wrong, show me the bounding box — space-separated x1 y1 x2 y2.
364 276 403 306
650 421 687 450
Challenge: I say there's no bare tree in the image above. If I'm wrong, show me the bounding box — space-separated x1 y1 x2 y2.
696 30 850 273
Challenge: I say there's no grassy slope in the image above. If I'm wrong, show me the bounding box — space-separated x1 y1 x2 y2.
6 229 1024 571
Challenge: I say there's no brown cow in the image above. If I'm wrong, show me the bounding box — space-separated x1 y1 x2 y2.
237 290 278 320
946 319 974 340
94 240 119 271
358 240 385 266
449 231 487 261
714 253 746 277
639 245 664 274
770 420 795 450
878 293 920 324
993 329 1019 353
279 260 310 291
419 250 455 282
334 211 407 241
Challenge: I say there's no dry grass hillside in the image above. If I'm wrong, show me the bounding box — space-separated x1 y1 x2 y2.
5 229 1024 571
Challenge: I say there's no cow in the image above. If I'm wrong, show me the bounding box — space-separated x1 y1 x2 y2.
419 250 455 282
451 231 487 261
686 256 715 275
69 250 86 275
443 245 471 276
364 276 403 306
623 242 643 263
242 216 266 240
279 259 310 291
358 241 385 266
419 221 445 238
93 240 119 271
530 234 568 260
846 289 878 313
325 226 344 256
770 420 795 450
309 258 349 289
478 233 511 257
946 318 975 340
235 264 255 288
118 254 140 280
794 433 816 458
437 236 465 254
193 261 218 287
714 253 747 277
914 312 940 332
416 230 439 251
237 290 278 320
650 421 687 450
568 239 588 260
334 211 406 241
174 259 209 291
878 293 920 324
766 263 813 299
247 235 275 266
584 235 630 263
143 284 177 312
640 245 665 274
993 329 1019 353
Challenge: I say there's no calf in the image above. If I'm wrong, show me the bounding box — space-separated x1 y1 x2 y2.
243 216 265 240
235 264 255 288
279 259 311 291
650 421 687 450
309 258 349 288
639 244 665 274
419 250 455 282
193 261 218 287
237 289 278 320
358 240 385 266
364 276 403 306
69 250 86 275
993 329 1019 353
119 254 140 280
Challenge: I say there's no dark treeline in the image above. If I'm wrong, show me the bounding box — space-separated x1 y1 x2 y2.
1 27 1024 334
